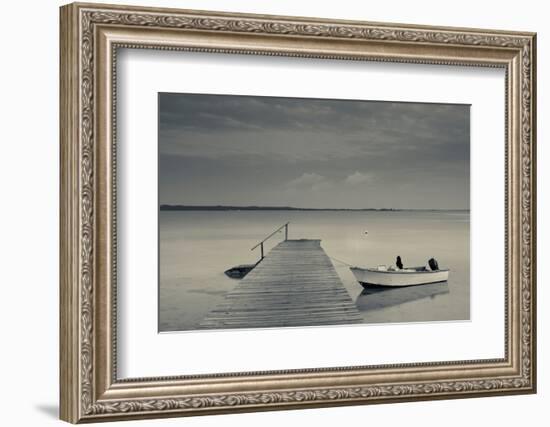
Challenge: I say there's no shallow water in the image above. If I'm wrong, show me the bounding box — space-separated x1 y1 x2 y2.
159 210 469 331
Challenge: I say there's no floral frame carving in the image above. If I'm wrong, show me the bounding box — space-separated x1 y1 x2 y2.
60 2 536 423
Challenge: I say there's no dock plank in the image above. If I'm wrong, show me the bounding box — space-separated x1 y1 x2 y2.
199 239 362 329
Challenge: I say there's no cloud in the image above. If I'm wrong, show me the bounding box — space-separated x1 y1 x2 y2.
286 173 332 192
345 171 374 185
160 92 469 143
287 172 325 187
159 93 470 169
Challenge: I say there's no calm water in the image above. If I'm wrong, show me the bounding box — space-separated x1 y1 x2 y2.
159 211 470 332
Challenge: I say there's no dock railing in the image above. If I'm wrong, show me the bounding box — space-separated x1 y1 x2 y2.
251 222 289 260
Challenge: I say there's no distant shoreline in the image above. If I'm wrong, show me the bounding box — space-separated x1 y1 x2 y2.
160 205 470 212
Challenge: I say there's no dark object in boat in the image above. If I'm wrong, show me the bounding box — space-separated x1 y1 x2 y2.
224 264 257 279
396 255 403 270
428 258 439 271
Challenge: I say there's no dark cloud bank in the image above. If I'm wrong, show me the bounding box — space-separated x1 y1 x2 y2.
159 92 470 210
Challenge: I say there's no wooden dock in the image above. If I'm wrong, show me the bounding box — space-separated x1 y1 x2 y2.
199 239 363 329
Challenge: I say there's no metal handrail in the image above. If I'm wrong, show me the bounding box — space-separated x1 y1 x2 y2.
251 222 289 260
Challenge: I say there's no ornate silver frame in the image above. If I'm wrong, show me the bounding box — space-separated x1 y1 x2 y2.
60 2 537 423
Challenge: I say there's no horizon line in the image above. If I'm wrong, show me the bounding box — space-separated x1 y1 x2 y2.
159 204 470 212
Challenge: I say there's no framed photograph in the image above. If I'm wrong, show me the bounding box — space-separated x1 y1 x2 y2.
60 2 537 423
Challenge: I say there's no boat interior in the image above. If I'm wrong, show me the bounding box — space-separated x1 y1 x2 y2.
375 265 431 272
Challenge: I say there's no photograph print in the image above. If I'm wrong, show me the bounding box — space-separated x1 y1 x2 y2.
158 92 470 332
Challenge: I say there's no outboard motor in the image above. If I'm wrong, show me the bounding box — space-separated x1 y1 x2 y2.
428 258 439 271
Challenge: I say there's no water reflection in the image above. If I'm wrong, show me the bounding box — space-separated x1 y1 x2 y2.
355 282 450 312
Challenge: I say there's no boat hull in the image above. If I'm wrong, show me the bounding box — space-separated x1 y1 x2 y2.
350 267 449 287
224 263 257 279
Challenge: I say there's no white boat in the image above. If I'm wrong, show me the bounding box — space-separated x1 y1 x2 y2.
350 264 449 287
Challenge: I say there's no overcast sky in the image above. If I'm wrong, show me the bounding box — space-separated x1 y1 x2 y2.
159 93 470 209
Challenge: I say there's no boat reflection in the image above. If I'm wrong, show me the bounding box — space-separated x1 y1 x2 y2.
355 281 450 311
